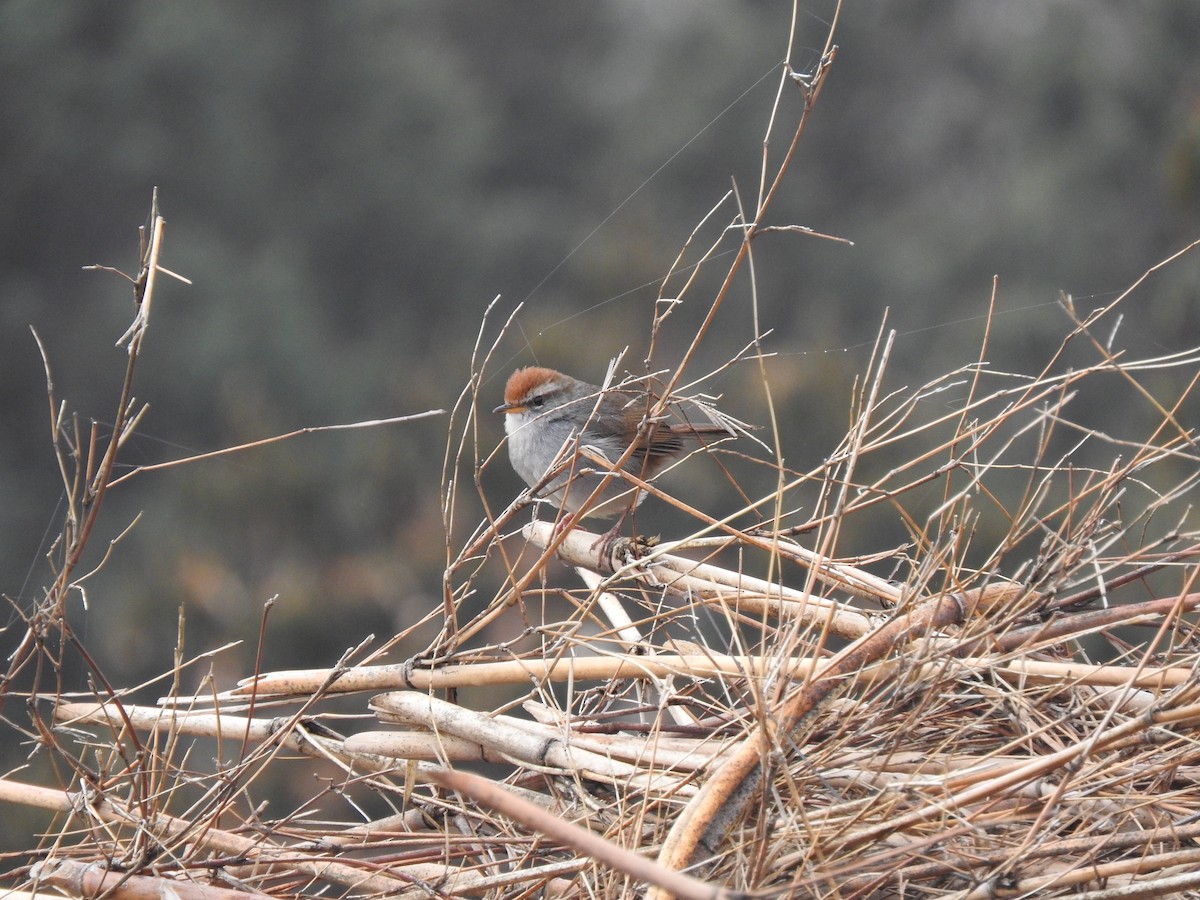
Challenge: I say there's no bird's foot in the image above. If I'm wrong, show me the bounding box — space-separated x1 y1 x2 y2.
600 532 659 571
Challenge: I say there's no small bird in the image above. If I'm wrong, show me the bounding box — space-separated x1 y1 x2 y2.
495 366 736 523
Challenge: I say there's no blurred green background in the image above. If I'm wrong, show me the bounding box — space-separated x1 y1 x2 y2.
2 0 1199 810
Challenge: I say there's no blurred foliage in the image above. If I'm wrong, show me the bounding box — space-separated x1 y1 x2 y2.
1 1 1199 850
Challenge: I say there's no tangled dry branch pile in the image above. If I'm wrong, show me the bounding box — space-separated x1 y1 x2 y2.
8 9 1200 900
8 239 1200 900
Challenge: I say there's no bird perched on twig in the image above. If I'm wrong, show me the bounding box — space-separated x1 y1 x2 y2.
495 366 738 527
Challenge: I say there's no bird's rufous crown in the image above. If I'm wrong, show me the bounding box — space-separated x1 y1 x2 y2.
502 366 564 409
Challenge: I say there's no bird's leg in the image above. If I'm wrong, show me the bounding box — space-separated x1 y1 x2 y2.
592 518 624 555
589 497 638 559
551 510 577 538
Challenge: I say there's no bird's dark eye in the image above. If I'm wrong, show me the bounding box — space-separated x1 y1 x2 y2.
530 396 546 408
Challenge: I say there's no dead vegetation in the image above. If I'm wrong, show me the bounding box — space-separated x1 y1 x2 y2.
8 6 1200 899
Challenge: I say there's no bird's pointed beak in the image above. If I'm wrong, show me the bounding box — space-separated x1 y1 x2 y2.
494 401 524 414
